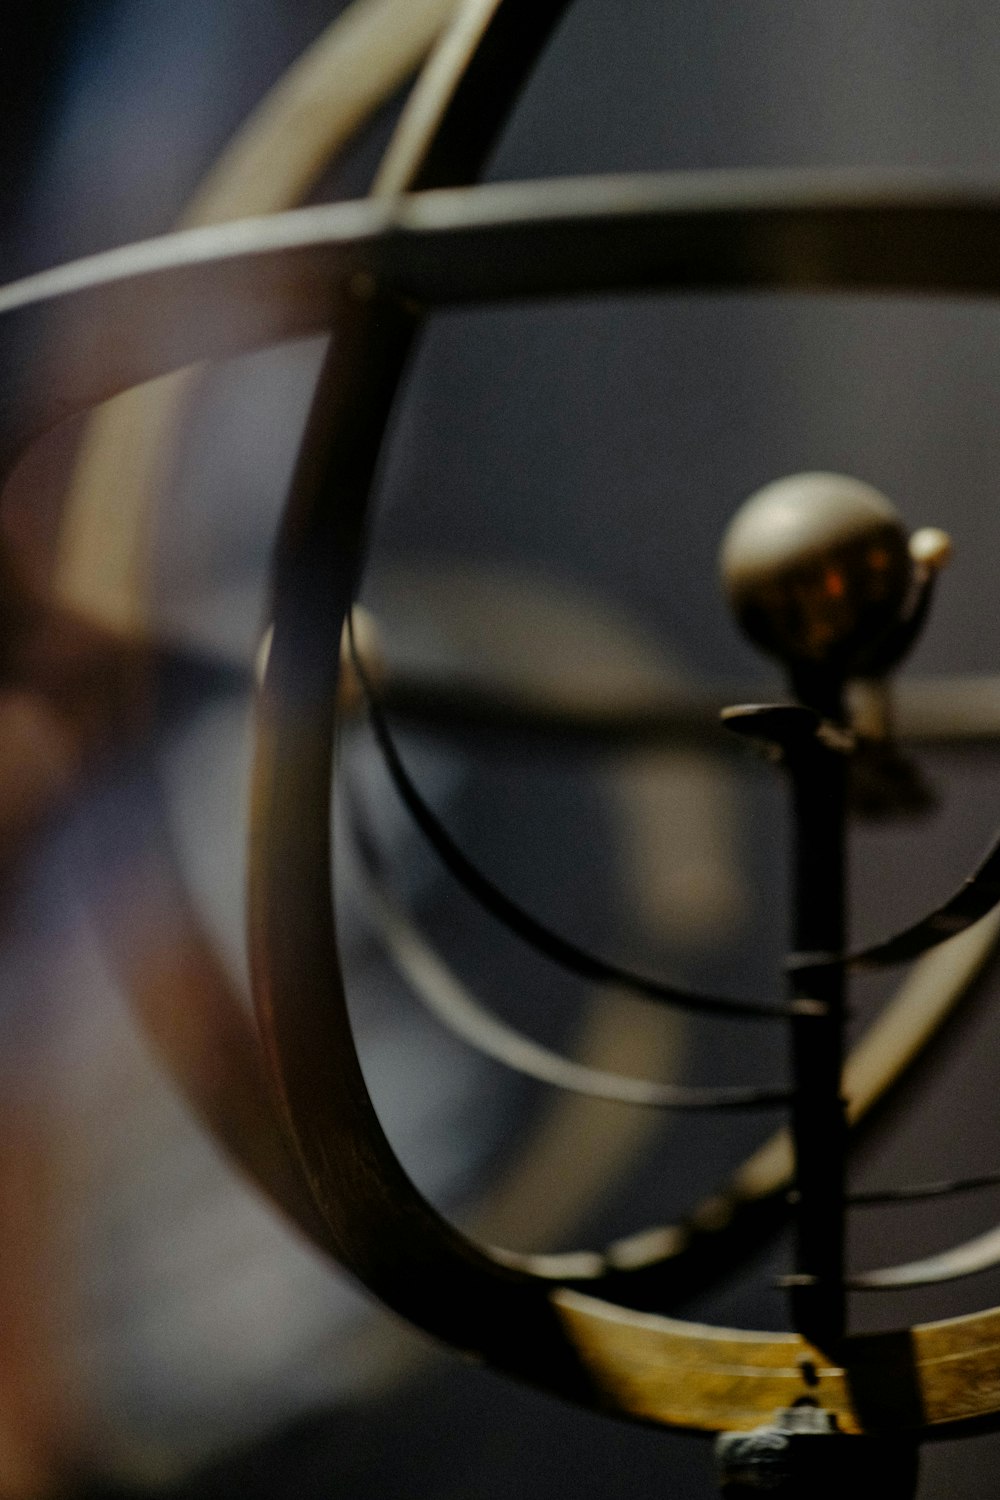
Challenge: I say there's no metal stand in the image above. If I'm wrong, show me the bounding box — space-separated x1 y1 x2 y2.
714 476 955 1494
715 1408 919 1498
784 680 849 1350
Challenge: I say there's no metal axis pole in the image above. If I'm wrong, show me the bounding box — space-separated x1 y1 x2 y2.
784 673 848 1350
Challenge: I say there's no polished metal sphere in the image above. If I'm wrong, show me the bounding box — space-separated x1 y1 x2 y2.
719 473 913 672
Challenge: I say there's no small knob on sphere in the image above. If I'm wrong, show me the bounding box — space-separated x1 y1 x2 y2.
909 526 952 572
720 473 913 674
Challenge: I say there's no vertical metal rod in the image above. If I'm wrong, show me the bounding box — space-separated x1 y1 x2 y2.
786 680 848 1349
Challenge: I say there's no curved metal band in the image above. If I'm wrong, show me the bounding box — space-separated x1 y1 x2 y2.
348 626 795 1023
53 0 457 638
793 826 1000 972
376 670 1000 752
250 0 593 1389
8 170 1000 464
852 1169 1000 1206
548 1289 1000 1436
349 808 791 1109
849 1222 1000 1291
361 647 1000 997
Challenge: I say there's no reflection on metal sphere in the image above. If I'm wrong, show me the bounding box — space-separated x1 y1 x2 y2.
720 472 913 673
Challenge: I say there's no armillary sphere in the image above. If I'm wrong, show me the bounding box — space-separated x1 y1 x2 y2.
11 1 1000 1496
